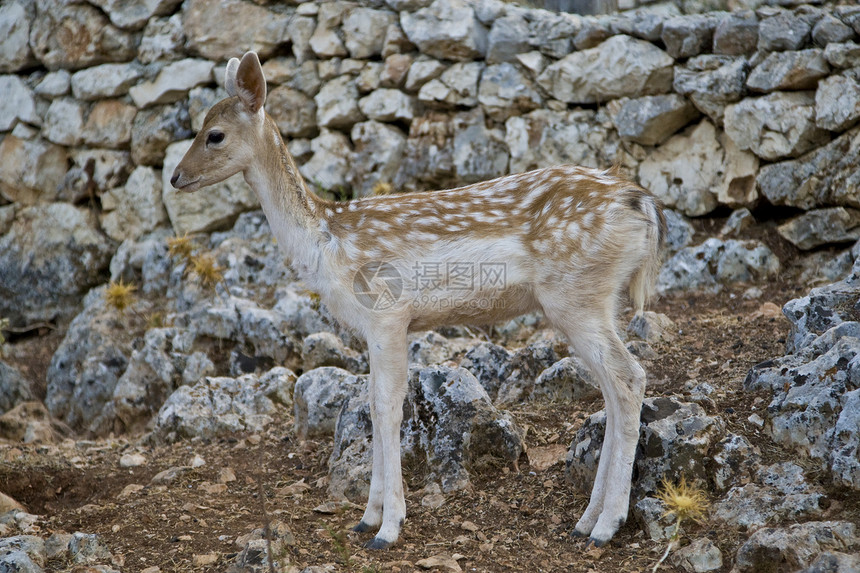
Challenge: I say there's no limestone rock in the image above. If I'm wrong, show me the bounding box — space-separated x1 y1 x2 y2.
537 35 674 104
29 0 136 70
815 74 860 132
129 59 213 108
349 120 406 198
183 0 289 61
757 9 814 52
161 140 259 235
287 15 315 63
709 433 760 492
670 537 723 573
69 149 133 194
637 120 722 216
418 62 483 108
0 75 39 131
824 41 860 69
747 49 830 93
477 62 542 122
315 76 364 129
573 17 614 51
404 56 446 92
342 7 397 59
757 125 860 210
86 0 181 31
527 10 578 58
613 94 699 146
0 204 114 328
777 207 860 250
657 238 780 295
309 2 349 58
131 103 193 166
93 327 217 436
400 0 488 61
0 1 37 72
300 129 353 192
661 14 717 59
724 91 830 161
720 207 755 237
82 100 137 149
459 341 512 399
358 88 414 122
44 288 133 430
70 62 143 100
34 70 71 98
42 98 86 146
486 14 530 64
673 56 748 123
293 367 366 440
0 362 33 415
713 10 758 56
663 209 694 254
812 14 856 47
0 135 67 205
266 86 317 138
452 112 509 184
100 166 169 242
138 14 185 64
154 368 294 442
627 311 676 345
505 108 624 175
745 324 860 489
380 54 413 89
495 340 559 405
301 332 367 373
712 463 828 530
531 357 600 402
734 522 860 573
796 552 860 573
781 275 860 354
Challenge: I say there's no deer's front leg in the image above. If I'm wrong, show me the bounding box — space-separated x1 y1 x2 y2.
359 326 409 550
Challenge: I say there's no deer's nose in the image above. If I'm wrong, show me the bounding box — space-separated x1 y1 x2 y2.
170 172 180 187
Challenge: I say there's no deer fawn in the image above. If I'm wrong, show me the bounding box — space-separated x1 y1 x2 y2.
172 51 666 549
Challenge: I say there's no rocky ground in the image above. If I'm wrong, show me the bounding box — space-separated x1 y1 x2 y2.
1 213 859 573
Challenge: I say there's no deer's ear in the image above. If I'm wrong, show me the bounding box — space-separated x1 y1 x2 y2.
235 51 266 114
224 57 240 96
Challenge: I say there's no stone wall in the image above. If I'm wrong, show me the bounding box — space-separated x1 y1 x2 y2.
2 0 860 326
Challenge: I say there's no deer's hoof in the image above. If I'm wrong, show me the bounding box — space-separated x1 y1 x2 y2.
364 536 393 550
352 521 374 534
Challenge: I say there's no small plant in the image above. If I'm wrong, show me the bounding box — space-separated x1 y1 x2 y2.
372 181 393 196
167 233 195 261
104 279 137 312
323 523 353 567
189 253 224 288
651 475 709 572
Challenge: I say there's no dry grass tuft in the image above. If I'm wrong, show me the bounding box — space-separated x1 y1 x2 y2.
656 475 709 524
371 181 393 196
190 253 224 288
105 279 137 312
167 233 195 261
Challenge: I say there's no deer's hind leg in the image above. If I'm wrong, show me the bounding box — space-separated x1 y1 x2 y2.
540 290 646 546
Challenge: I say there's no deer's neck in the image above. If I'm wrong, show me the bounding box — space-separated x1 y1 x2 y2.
243 118 330 289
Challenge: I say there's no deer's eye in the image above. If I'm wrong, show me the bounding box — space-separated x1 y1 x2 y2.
207 131 225 145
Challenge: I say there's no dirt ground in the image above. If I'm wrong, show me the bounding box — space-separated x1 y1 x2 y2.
2 219 859 573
